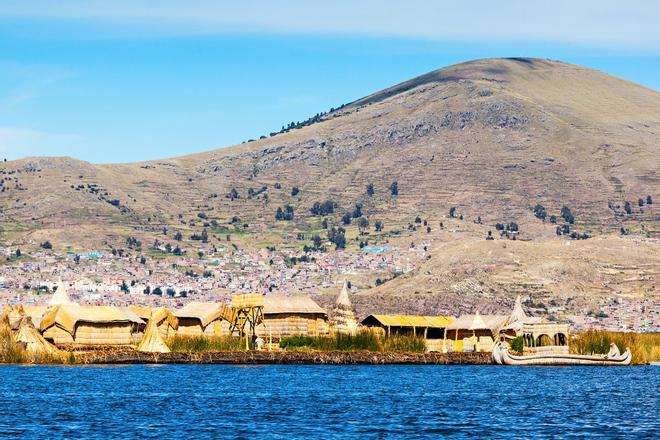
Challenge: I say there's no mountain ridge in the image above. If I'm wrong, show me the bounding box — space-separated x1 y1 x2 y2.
1 57 658 249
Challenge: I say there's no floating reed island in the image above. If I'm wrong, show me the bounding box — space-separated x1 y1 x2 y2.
1 279 657 365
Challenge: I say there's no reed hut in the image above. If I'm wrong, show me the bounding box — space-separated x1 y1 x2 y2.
4 305 25 330
329 279 359 335
129 305 177 339
174 302 231 337
40 304 145 346
15 316 60 357
260 295 329 339
137 307 178 353
50 278 74 306
361 314 454 352
23 305 48 329
499 295 543 340
445 311 507 352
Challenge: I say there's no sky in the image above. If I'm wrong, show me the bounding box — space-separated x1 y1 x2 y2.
0 1 658 163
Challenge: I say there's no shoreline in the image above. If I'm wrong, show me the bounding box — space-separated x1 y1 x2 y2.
71 350 494 365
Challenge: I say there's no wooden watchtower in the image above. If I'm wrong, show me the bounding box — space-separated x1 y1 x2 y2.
229 294 266 340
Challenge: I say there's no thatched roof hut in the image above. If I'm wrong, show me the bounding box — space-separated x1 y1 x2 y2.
23 305 48 329
129 305 177 339
174 302 231 337
137 307 178 353
330 279 359 335
362 314 453 338
15 316 60 357
260 295 329 338
41 305 145 346
50 278 74 306
499 296 543 336
446 311 507 352
4 305 25 330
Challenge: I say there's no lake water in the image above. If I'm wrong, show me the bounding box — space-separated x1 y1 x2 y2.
0 365 657 439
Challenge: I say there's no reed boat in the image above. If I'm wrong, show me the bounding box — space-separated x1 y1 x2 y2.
493 342 632 366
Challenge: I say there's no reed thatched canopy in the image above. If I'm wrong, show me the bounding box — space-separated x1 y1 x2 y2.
137 307 177 353
4 305 26 330
500 296 543 333
447 313 507 335
362 315 454 329
127 305 154 322
263 295 327 316
15 316 60 356
174 302 230 327
362 314 454 339
49 278 74 306
40 304 145 335
23 305 48 329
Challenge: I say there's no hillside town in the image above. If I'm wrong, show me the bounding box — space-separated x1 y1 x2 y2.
0 244 657 333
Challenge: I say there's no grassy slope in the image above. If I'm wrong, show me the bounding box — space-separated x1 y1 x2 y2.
0 58 658 314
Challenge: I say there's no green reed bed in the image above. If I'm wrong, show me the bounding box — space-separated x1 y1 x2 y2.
167 335 244 353
279 331 426 353
570 331 660 365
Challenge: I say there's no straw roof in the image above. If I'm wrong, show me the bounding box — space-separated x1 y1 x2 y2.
363 314 454 328
335 279 353 309
15 316 60 356
232 294 264 308
127 305 153 322
331 279 359 334
50 278 74 306
502 296 543 331
174 302 230 328
447 313 507 333
5 305 25 330
508 296 526 325
137 307 177 353
263 295 327 315
23 305 48 329
120 307 145 326
40 304 145 335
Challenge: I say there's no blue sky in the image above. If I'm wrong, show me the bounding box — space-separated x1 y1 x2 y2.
0 1 658 163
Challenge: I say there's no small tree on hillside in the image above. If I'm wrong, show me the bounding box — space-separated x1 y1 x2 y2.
342 213 352 225
533 204 547 220
624 201 632 215
352 203 363 218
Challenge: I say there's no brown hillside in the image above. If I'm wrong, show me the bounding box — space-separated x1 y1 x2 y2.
1 58 658 250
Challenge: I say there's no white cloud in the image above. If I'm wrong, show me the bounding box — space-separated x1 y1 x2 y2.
0 127 83 158
0 61 78 110
0 0 658 50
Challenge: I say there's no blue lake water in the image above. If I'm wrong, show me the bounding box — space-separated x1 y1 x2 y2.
0 365 658 439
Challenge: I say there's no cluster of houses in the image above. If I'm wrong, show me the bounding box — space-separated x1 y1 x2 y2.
0 246 413 308
4 278 568 354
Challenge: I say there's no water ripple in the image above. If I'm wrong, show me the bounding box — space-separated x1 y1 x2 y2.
0 365 658 439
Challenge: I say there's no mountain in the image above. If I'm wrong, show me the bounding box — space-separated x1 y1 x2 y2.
0 58 658 313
